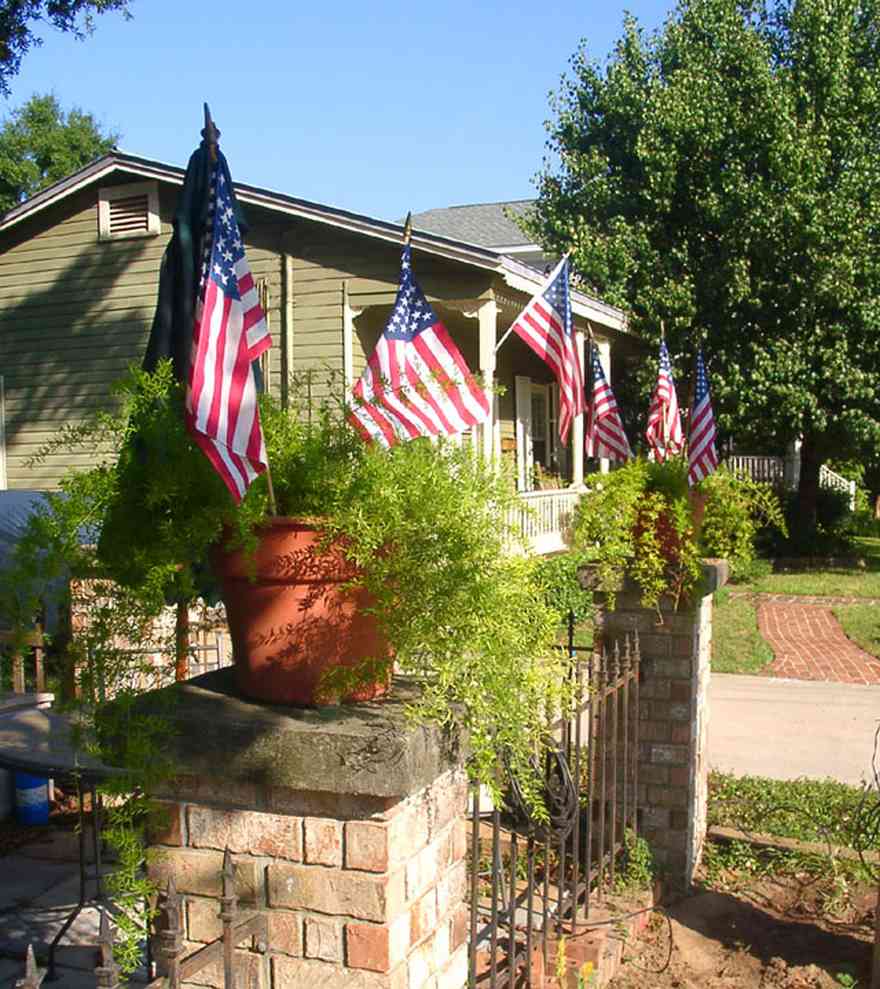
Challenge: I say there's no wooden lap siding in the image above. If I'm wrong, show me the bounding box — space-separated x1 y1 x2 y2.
0 182 285 491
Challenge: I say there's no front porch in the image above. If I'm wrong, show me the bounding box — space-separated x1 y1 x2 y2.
344 253 632 555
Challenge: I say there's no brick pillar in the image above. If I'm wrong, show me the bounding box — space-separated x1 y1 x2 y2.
595 560 727 887
142 672 469 989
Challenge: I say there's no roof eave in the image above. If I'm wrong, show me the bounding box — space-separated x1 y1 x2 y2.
0 151 629 334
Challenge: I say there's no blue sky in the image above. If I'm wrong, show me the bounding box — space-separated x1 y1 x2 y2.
8 0 671 221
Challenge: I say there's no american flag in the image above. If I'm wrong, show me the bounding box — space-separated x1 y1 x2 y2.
645 340 684 462
186 159 272 503
585 344 631 461
348 243 490 446
509 257 584 443
687 348 718 485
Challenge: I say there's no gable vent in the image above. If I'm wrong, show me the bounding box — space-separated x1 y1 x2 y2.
98 181 160 241
108 192 150 235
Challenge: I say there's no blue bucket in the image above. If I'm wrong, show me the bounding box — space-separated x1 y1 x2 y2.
14 771 49 826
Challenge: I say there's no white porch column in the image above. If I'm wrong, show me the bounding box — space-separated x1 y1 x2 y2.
477 299 498 463
597 336 612 475
342 280 363 393
572 329 586 487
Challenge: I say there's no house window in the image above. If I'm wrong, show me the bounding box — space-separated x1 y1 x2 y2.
98 181 160 241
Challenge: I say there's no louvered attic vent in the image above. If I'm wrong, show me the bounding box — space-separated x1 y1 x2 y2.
98 181 160 241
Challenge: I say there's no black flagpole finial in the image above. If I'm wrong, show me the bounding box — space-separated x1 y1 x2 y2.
202 103 221 162
403 212 412 246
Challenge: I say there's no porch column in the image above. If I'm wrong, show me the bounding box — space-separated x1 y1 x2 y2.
571 329 586 487
477 300 498 463
342 281 363 393
596 336 612 475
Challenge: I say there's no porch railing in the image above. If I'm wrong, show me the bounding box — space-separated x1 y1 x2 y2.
725 455 856 509
507 487 583 555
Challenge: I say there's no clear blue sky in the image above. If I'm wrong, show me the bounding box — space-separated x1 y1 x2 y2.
8 0 671 221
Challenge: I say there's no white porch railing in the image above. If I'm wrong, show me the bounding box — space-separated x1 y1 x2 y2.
725 455 785 485
725 455 856 509
506 487 583 555
819 464 857 508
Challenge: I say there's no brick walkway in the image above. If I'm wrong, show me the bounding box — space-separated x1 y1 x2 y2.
756 601 880 685
729 590 880 606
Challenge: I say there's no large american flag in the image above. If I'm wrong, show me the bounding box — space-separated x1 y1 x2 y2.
509 257 584 443
585 344 631 461
349 243 490 446
187 159 272 503
645 340 684 462
687 348 718 485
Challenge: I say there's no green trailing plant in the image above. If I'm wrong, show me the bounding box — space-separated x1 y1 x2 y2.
614 828 655 892
533 551 594 626
8 363 574 821
573 459 786 614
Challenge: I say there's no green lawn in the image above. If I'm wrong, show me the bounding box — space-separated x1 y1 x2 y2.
833 602 880 658
711 589 773 674
733 537 880 598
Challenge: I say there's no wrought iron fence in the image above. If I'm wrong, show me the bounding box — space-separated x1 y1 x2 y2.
17 849 267 989
467 616 640 988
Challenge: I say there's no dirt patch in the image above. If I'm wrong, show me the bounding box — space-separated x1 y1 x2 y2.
608 875 875 988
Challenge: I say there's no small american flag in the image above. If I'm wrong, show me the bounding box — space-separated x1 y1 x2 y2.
187 159 272 503
509 257 584 443
645 340 684 462
687 348 718 485
585 344 631 461
349 243 490 446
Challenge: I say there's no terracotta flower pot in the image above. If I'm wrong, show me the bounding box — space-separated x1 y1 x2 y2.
211 517 389 706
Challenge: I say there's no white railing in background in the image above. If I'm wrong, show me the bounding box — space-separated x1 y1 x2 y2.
819 464 857 509
725 455 785 485
725 455 856 509
507 487 583 555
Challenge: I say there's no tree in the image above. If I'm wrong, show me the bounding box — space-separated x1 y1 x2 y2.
0 0 132 95
0 93 118 211
527 0 880 535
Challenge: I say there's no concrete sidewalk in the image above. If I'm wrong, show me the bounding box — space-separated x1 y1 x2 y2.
708 673 880 785
0 835 148 987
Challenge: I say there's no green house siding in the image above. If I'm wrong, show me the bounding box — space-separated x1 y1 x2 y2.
1 162 621 493
0 182 288 490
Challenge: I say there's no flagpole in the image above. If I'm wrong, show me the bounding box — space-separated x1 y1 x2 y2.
494 251 571 355
203 104 278 515
660 320 670 453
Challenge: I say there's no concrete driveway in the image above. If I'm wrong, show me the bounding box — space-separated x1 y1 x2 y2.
708 673 880 786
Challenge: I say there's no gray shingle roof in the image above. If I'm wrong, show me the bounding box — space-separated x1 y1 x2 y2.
410 201 537 249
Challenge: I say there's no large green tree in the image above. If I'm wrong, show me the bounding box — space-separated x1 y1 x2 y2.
527 0 880 530
0 0 131 95
0 92 118 211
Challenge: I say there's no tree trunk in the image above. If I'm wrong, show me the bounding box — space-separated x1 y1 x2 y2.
795 436 822 546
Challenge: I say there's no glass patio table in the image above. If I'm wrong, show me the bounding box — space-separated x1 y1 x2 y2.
0 707 123 980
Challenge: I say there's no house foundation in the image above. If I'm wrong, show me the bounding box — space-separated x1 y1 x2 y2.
144 671 469 989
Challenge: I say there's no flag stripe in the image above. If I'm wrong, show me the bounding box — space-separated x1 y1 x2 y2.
186 159 271 504
509 258 584 444
349 243 490 448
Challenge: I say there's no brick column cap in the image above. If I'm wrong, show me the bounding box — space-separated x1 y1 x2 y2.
128 670 465 799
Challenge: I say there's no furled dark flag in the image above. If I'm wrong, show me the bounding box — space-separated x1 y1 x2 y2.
142 115 270 502
687 348 719 485
187 162 271 501
585 343 631 461
349 242 490 446
508 257 585 443
645 340 684 462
